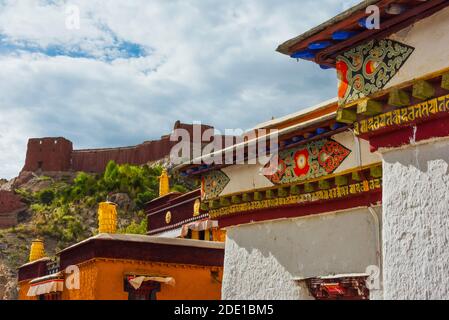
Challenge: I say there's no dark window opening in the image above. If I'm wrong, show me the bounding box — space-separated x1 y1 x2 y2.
38 293 61 300
124 278 160 301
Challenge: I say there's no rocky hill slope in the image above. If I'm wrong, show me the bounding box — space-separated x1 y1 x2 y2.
0 161 193 300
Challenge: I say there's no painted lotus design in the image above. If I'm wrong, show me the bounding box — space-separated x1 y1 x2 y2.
293 149 310 177
265 138 351 184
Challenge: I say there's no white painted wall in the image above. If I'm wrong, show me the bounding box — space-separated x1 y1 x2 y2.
382 138 449 299
222 207 382 300
221 164 274 196
388 6 449 88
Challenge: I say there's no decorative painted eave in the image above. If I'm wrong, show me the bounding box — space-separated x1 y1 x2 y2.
336 70 449 151
203 164 382 226
277 0 449 68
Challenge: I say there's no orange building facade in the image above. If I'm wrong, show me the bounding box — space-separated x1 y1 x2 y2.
18 234 224 300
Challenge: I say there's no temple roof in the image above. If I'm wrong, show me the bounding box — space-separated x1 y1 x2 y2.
175 98 345 174
252 97 338 130
55 233 224 269
57 233 224 254
277 0 449 67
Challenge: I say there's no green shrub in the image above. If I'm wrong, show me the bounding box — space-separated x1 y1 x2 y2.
121 219 147 235
135 191 156 210
38 189 55 205
25 161 191 250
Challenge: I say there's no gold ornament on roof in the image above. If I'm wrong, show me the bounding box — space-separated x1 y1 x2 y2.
159 169 170 197
193 199 201 217
29 239 45 262
98 202 117 234
165 211 172 224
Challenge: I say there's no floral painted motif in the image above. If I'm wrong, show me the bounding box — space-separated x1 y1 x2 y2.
265 138 351 184
337 39 414 106
201 170 230 200
293 149 310 176
269 156 287 184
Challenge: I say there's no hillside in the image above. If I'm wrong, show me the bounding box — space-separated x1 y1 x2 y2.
0 161 193 300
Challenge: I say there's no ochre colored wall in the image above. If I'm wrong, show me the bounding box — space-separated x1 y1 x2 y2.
64 258 222 300
18 258 222 300
62 260 99 300
18 281 34 300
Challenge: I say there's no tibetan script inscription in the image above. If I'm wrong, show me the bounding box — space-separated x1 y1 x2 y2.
354 94 449 135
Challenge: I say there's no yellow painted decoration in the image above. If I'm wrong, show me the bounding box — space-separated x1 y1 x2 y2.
165 211 172 224
412 80 435 100
290 185 300 195
354 94 449 135
388 88 410 107
98 202 118 234
193 199 201 217
357 99 383 116
231 195 241 204
336 108 357 124
159 169 170 197
191 230 200 240
29 239 45 262
209 178 382 219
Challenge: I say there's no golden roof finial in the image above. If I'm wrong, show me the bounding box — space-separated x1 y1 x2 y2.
29 239 46 262
98 202 117 234
159 168 170 197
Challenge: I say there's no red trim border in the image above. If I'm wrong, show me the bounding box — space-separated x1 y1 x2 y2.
217 189 382 228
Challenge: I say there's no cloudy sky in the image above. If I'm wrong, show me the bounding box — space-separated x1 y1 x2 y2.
0 0 360 179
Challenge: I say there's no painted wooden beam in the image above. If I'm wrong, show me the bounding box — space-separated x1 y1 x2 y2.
219 197 230 207
290 185 300 195
304 183 315 193
336 108 357 124
254 191 264 201
370 166 382 178
266 189 277 199
332 30 358 40
441 72 449 90
352 171 362 181
231 195 241 204
278 187 289 197
386 4 406 15
357 99 383 116
335 175 348 186
209 200 220 209
412 80 435 100
242 193 252 202
318 179 331 190
388 88 410 107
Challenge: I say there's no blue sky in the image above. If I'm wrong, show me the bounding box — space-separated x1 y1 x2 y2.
0 0 360 179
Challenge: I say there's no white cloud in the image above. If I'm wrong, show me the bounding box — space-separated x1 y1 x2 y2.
0 0 354 179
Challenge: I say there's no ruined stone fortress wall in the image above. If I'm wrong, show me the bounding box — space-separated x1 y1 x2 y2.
21 122 213 174
0 190 24 228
